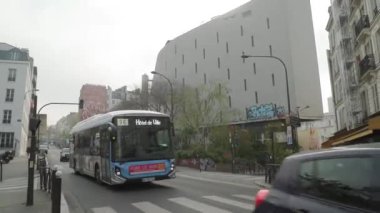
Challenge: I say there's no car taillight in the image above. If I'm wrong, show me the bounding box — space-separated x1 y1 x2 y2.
255 189 269 208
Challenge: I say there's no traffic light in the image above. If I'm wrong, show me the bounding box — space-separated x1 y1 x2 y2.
290 116 301 127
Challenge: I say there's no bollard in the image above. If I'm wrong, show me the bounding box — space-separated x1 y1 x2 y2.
52 170 62 213
51 165 58 199
0 160 2 182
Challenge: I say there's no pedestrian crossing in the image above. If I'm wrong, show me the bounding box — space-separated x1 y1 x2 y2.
91 194 255 213
0 176 40 192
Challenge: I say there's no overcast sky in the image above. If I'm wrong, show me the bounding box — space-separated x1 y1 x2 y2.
0 0 331 125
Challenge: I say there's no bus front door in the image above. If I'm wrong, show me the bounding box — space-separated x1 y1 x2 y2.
100 132 111 183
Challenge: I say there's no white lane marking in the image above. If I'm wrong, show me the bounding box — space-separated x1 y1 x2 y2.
61 193 70 213
203 195 253 210
232 194 254 201
176 173 258 189
92 207 118 213
169 197 231 213
132 202 171 213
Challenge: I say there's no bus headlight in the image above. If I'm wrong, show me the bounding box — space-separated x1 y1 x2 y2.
115 167 121 176
170 159 175 171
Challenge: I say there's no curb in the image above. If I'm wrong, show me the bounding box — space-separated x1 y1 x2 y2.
253 181 271 189
61 193 70 213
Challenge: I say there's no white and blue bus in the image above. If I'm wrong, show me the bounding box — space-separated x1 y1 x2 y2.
69 110 176 185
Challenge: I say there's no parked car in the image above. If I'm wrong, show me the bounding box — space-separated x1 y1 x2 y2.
39 144 49 154
254 147 380 213
60 148 70 162
0 150 13 163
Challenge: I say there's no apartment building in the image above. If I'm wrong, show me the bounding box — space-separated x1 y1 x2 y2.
0 43 37 156
325 0 380 146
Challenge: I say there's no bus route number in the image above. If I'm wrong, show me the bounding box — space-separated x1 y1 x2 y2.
117 118 129 126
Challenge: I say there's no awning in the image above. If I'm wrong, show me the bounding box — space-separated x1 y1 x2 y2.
331 128 373 146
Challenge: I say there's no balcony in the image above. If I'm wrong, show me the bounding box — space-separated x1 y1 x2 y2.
355 15 370 42
359 54 375 78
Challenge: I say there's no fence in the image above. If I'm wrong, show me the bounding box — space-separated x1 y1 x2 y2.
38 155 63 213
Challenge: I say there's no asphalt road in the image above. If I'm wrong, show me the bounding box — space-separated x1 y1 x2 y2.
47 146 259 213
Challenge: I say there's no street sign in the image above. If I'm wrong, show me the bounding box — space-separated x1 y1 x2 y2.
287 126 293 145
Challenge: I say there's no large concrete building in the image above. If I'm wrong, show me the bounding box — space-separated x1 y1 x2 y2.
153 0 323 124
324 0 380 146
0 43 37 156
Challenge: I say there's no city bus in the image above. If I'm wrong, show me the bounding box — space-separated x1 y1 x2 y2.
69 110 176 185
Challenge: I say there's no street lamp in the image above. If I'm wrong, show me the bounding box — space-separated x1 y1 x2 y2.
151 71 174 121
241 54 298 151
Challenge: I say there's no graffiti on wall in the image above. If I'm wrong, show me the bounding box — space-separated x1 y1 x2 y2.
246 103 286 121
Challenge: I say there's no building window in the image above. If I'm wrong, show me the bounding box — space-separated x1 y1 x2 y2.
195 63 198 73
244 79 247 91
204 73 207 84
203 48 206 59
272 74 275 86
240 25 244 36
217 57 221 69
195 39 197 49
5 89 15 102
182 54 185 65
255 91 258 104
227 68 230 80
175 68 177 79
253 63 256 74
269 45 273 56
266 17 270 29
8 69 16 81
226 42 229 53
216 32 219 43
251 35 255 47
228 96 232 108
0 132 14 148
2 110 12 124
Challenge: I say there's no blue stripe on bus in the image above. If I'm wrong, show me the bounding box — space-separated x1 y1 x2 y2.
112 160 170 179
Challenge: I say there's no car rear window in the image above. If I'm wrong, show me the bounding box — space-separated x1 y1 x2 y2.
298 156 380 211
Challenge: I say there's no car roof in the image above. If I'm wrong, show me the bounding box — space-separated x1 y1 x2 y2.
287 147 380 161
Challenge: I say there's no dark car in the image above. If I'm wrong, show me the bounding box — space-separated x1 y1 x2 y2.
254 147 380 213
60 148 70 162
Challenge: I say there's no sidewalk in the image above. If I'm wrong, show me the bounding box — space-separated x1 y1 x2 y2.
0 156 68 213
176 166 271 189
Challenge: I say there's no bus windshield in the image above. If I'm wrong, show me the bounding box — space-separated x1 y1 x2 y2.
112 117 173 161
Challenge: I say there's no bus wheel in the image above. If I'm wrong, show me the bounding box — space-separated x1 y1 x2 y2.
95 166 101 184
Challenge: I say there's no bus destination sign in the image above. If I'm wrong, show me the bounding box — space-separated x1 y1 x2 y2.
135 118 161 126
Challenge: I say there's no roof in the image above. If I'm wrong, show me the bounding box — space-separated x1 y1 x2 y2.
70 110 169 134
0 43 16 51
287 147 380 161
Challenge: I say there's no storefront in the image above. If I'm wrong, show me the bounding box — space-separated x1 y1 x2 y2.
322 113 380 148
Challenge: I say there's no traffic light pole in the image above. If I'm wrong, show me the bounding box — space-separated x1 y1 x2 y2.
27 95 39 206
